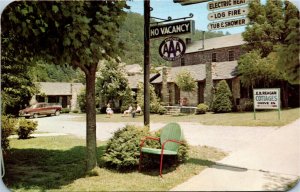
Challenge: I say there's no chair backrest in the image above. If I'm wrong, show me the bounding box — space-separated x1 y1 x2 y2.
160 123 183 152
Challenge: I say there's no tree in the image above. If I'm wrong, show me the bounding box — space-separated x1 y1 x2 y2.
1 37 38 115
243 0 285 57
238 50 283 89
175 70 197 92
212 80 233 113
96 60 132 110
276 1 300 84
1 1 127 171
137 82 162 114
242 0 299 82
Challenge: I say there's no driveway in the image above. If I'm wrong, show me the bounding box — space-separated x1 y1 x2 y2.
34 114 276 153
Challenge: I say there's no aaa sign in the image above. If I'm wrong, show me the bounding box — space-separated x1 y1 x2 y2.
159 37 186 61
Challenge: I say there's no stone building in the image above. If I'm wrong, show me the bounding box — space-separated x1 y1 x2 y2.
152 33 246 107
31 82 84 110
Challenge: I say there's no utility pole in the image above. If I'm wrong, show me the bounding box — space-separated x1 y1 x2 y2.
144 0 150 126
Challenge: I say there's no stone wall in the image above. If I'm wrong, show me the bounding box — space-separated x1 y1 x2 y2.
173 46 244 67
70 83 85 111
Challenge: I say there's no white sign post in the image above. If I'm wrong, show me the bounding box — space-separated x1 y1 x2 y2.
253 88 281 120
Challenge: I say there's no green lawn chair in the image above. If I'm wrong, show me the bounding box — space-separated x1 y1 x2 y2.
139 122 184 177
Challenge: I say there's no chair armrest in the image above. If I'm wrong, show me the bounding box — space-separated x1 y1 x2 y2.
161 139 185 150
140 136 160 148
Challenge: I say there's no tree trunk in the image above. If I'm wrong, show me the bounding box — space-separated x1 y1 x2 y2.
281 80 289 108
85 65 97 171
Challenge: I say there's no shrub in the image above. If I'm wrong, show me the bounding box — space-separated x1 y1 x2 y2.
17 119 38 139
61 108 70 113
77 89 86 113
102 125 150 170
196 103 209 114
157 106 167 115
137 82 164 114
1 116 17 151
102 124 189 171
212 80 233 113
72 109 79 113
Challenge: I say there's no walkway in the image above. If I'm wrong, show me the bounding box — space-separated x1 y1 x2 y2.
171 118 300 191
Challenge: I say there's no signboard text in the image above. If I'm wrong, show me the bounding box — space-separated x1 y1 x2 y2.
207 0 249 11
208 17 249 30
208 7 248 21
159 37 186 61
253 88 280 109
150 20 194 39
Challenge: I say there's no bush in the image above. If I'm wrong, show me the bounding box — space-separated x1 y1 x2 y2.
212 80 233 113
157 106 167 115
77 89 86 113
1 116 17 151
101 124 189 171
61 108 70 113
17 119 38 139
196 103 209 114
72 109 79 113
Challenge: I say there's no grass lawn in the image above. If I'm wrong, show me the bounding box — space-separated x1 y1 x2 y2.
71 107 300 126
4 136 226 191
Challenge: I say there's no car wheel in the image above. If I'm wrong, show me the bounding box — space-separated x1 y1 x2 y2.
33 113 38 118
55 110 60 116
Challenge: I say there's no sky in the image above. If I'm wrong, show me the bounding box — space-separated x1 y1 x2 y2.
127 0 246 34
0 0 299 34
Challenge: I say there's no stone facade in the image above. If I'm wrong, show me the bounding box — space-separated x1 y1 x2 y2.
173 46 244 67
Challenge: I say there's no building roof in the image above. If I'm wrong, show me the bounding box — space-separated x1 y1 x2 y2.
124 64 142 75
186 33 244 53
127 73 160 89
151 61 238 84
37 82 84 96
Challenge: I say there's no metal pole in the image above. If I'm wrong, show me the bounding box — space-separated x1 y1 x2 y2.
144 0 150 126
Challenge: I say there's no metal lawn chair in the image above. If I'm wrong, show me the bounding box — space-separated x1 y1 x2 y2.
139 122 184 177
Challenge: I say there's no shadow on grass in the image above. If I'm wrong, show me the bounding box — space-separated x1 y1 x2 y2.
4 145 106 191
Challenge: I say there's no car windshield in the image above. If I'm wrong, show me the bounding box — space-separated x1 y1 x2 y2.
29 104 38 109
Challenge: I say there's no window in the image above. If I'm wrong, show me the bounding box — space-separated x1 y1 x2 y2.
228 50 234 61
180 57 185 66
212 53 217 62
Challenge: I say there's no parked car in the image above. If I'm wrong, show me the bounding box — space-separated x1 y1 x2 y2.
19 103 62 118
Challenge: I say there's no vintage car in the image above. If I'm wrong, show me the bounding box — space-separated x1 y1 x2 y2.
19 103 62 118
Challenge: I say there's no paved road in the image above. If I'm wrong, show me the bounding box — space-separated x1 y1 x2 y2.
34 114 276 152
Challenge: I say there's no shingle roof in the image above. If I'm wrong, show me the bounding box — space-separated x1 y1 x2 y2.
124 64 142 74
151 61 238 83
37 82 84 95
127 74 159 89
186 33 244 53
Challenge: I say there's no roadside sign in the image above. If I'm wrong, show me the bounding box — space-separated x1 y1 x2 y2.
207 0 249 11
253 88 281 120
207 17 249 30
159 37 186 61
174 0 212 5
208 7 248 21
150 20 195 39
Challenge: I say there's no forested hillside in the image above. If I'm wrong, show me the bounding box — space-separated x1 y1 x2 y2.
32 12 226 82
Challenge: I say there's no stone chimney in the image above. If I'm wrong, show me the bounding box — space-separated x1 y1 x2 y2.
204 62 213 108
161 67 169 105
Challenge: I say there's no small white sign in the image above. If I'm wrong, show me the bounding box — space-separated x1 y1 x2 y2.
207 0 249 11
253 88 280 109
207 17 249 30
208 7 249 21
